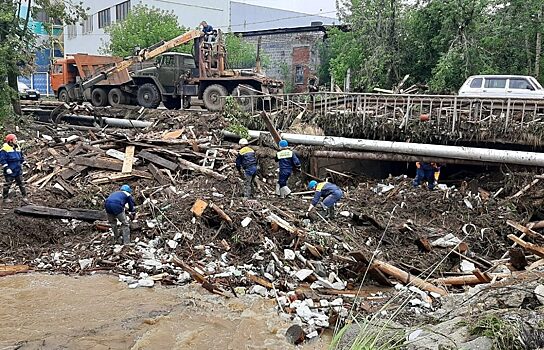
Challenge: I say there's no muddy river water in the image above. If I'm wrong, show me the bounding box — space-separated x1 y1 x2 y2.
0 273 329 350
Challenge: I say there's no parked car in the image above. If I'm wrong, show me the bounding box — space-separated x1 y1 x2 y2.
458 75 544 99
18 81 40 100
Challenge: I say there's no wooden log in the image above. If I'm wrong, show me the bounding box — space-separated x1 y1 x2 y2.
15 205 107 222
260 111 282 144
266 212 300 235
178 158 227 180
349 251 393 287
148 163 171 186
121 145 135 173
138 150 178 171
171 255 229 297
74 156 123 171
209 203 232 224
508 179 540 199
0 264 30 277
527 220 544 230
507 234 544 258
246 272 273 289
372 259 447 296
432 273 512 286
55 177 76 196
90 170 152 185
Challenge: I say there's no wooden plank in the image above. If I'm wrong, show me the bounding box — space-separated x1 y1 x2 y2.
507 234 544 258
472 269 492 283
59 165 88 180
260 111 282 144
0 264 30 277
246 272 273 289
122 145 136 173
148 163 170 186
191 199 208 217
74 156 123 171
15 205 107 222
55 177 76 196
178 158 227 180
432 273 512 286
507 220 544 241
138 150 178 171
162 129 184 140
209 202 232 223
90 170 152 185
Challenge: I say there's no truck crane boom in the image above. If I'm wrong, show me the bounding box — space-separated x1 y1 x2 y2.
80 29 203 90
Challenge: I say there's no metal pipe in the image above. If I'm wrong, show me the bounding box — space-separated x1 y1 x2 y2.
62 114 152 128
223 130 544 166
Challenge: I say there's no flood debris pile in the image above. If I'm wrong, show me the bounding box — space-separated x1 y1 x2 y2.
2 110 544 345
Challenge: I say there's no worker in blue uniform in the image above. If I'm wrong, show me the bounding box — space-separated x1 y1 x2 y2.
307 180 343 218
104 184 136 244
275 140 300 198
413 162 440 190
235 138 258 198
0 133 27 203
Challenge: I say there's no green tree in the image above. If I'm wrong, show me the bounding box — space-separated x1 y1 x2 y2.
225 33 266 69
0 0 86 117
101 5 190 57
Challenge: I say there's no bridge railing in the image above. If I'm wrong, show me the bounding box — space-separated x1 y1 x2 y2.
227 92 544 145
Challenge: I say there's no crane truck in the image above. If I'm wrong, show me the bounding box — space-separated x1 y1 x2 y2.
50 29 283 111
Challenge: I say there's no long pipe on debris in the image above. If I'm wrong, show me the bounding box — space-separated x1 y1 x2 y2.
223 130 544 167
62 114 152 128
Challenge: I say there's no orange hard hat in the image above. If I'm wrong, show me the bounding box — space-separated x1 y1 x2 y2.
4 134 16 143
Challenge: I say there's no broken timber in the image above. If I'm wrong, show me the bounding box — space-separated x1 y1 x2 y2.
15 205 106 222
507 234 544 258
122 145 136 173
138 150 178 171
172 255 229 297
178 158 227 180
74 156 123 171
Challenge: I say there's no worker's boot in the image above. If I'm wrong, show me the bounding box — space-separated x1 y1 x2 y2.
279 186 291 198
121 226 131 245
326 205 335 219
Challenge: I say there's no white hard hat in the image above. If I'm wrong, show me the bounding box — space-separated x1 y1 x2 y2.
239 138 249 145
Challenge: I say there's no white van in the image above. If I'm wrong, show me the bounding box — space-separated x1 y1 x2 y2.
458 75 544 99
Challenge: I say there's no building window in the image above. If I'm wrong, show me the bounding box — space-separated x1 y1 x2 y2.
66 24 77 39
295 66 304 85
98 8 111 28
82 15 93 34
116 1 130 21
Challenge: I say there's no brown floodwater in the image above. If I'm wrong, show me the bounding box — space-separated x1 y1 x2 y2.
0 273 329 350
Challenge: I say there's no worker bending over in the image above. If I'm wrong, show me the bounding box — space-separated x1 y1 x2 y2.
307 180 343 218
200 21 214 34
0 134 27 203
104 184 136 244
275 140 300 198
235 138 258 198
413 162 440 190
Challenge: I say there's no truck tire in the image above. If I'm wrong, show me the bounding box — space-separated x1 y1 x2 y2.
108 88 126 106
91 88 108 107
232 85 254 112
137 83 161 108
163 97 181 110
203 84 228 112
58 89 70 103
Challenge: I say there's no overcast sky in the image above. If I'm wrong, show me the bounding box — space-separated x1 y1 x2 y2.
238 0 338 18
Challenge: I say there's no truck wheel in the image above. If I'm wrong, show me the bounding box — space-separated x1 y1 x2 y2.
203 84 228 112
232 85 254 112
108 88 126 106
58 89 70 103
91 88 108 107
137 83 161 108
163 97 181 110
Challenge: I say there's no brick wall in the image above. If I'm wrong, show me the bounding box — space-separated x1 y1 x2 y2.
241 29 325 92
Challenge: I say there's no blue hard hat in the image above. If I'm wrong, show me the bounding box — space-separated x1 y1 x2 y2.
120 184 132 193
278 140 288 148
308 180 317 189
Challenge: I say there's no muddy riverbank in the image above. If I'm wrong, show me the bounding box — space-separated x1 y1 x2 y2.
0 273 329 350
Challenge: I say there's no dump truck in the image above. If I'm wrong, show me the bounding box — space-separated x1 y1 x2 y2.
50 29 283 111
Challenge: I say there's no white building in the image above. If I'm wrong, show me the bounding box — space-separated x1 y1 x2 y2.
63 0 336 55
64 0 230 55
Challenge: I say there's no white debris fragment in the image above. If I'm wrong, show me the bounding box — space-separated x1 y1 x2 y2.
78 258 93 270
408 329 423 341
241 217 252 227
460 260 476 272
173 232 183 241
339 211 351 217
306 330 319 339
138 279 155 288
284 249 296 261
250 285 268 297
294 269 313 281
167 240 178 249
430 233 462 248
